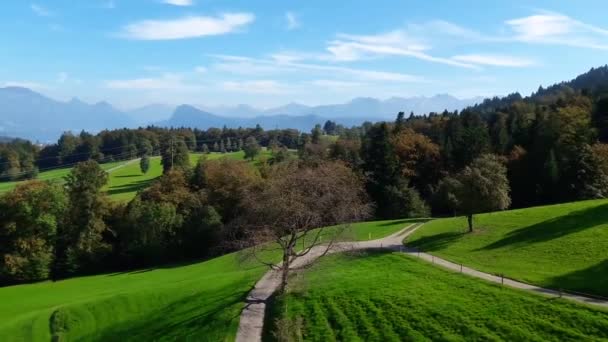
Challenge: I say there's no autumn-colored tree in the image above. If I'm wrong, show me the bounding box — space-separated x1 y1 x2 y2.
391 128 441 193
241 161 370 293
192 159 262 223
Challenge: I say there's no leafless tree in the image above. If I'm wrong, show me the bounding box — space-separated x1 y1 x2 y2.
239 161 371 293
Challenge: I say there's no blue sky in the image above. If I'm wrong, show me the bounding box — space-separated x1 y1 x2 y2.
2 0 608 109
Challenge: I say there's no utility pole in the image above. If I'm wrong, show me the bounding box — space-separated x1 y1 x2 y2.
171 135 174 169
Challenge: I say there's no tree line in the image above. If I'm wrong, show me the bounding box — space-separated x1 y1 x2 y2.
2 65 608 285
0 125 304 181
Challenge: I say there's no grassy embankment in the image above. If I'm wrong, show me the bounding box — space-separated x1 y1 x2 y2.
271 251 608 341
0 219 412 341
407 199 608 297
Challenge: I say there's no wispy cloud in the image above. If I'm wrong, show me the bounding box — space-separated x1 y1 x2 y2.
30 4 52 17
506 12 608 50
222 80 288 94
120 13 254 40
451 54 535 67
105 73 192 90
210 54 428 83
162 0 194 6
285 12 300 30
325 31 478 69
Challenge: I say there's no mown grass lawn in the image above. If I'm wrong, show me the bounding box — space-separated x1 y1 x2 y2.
0 160 127 194
406 199 608 297
0 220 407 341
270 251 608 341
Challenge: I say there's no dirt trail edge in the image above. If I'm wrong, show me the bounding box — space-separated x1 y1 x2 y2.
235 223 421 342
236 222 607 342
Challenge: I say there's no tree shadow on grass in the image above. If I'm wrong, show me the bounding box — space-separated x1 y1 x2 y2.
106 179 156 196
477 204 608 251
114 174 142 178
545 259 608 298
378 218 428 227
86 286 250 341
407 232 466 252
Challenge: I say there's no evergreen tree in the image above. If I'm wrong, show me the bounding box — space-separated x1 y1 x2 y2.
243 137 261 160
140 154 150 174
311 125 322 144
201 143 210 154
160 136 190 173
394 112 406 133
53 160 110 279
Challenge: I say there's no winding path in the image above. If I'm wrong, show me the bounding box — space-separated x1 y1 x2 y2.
236 222 608 342
235 224 421 342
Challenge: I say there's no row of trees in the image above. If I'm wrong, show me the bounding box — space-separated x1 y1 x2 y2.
0 126 305 181
0 150 368 286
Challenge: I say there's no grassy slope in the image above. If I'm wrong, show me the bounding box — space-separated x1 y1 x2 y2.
0 160 126 194
0 219 411 341
407 199 608 297
105 150 272 201
272 251 608 341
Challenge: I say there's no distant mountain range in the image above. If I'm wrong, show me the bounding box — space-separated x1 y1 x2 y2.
0 86 483 142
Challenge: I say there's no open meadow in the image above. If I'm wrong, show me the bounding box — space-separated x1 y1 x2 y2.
406 199 608 297
0 219 411 341
270 251 608 341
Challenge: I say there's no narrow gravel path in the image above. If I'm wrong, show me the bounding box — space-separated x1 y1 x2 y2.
105 158 140 173
396 225 608 309
236 222 608 342
235 223 421 342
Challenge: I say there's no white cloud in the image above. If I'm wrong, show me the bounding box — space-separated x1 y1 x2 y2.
222 80 288 94
210 54 427 83
325 31 478 69
120 13 254 40
451 54 535 67
162 0 194 6
105 73 192 90
194 66 207 73
285 12 300 30
506 12 608 50
30 4 52 17
309 80 364 88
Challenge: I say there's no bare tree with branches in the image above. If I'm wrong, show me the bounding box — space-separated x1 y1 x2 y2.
239 161 371 294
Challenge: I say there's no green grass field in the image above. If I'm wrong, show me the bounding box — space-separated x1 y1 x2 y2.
270 251 608 341
105 150 273 201
0 219 411 341
407 199 608 297
1 150 274 201
0 160 127 194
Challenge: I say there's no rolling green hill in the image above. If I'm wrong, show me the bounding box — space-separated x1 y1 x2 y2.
0 219 411 341
406 199 608 297
0 160 128 194
0 150 274 201
271 251 608 341
104 150 273 201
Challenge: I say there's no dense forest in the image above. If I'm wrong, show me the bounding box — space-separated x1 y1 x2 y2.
2 65 608 285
